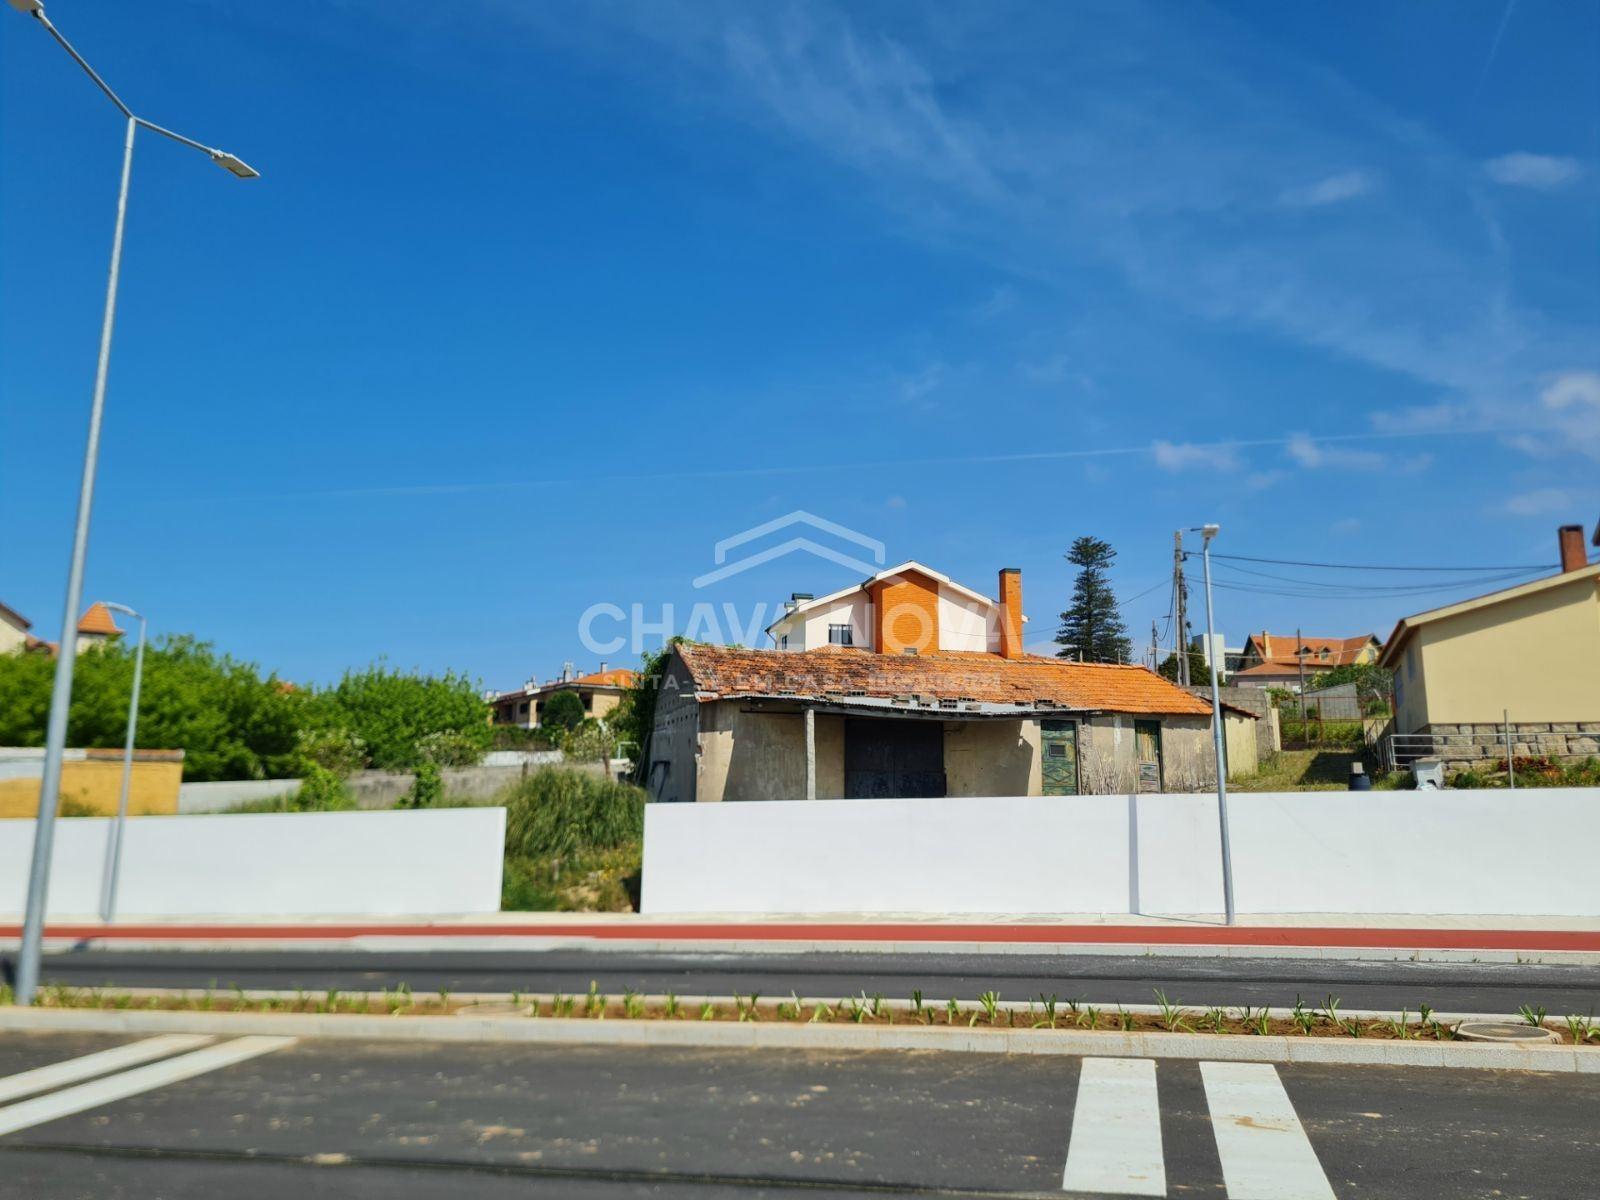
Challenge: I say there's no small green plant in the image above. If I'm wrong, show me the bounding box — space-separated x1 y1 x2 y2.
945 997 960 1025
699 1000 716 1021
911 989 924 1018
437 987 450 1008
848 994 869 1024
1038 993 1059 1029
1203 1007 1227 1034
869 992 885 1019
1519 1003 1548 1029
738 993 762 1023
663 991 681 1019
1239 1006 1271 1036
552 991 573 1018
1153 990 1190 1033
810 1000 835 1024
978 991 1001 1024
1562 1013 1598 1044
584 981 602 1017
623 989 645 1020
1290 996 1315 1036
778 992 802 1021
1081 1005 1101 1031
1115 1006 1136 1032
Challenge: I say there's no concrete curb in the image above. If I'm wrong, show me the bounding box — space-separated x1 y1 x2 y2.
3 1007 1593 1073
16 936 1600 966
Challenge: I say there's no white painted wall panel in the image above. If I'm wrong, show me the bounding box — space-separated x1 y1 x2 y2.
643 790 1600 916
0 808 506 917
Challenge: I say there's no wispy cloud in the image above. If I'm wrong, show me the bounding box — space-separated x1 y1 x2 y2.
1286 433 1387 471
1152 440 1241 472
1504 487 1581 517
1279 170 1379 208
1483 152 1583 189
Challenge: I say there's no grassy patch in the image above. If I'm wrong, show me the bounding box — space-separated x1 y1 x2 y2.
498 769 645 912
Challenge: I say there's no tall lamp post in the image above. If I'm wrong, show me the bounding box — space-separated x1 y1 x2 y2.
1193 523 1235 925
98 603 146 923
9 0 257 1006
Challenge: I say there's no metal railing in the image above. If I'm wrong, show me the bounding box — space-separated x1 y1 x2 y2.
1380 729 1590 778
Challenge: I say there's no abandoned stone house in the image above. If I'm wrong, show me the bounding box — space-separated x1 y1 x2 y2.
645 563 1254 802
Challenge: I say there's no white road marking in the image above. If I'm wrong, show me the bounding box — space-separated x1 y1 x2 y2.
0 1036 295 1138
0 1034 214 1105
1061 1057 1166 1196
1200 1061 1336 1200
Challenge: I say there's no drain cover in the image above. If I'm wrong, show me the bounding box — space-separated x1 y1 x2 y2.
1454 1021 1561 1044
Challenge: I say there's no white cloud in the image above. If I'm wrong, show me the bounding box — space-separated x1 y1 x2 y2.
1279 170 1379 208
1540 370 1600 460
1483 152 1582 189
1504 487 1580 517
899 361 946 402
1286 433 1386 471
1152 440 1240 472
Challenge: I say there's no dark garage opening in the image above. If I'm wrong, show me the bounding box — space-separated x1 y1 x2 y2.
843 717 946 798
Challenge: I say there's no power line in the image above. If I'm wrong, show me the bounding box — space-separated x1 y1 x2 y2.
1190 552 1554 573
1206 560 1545 597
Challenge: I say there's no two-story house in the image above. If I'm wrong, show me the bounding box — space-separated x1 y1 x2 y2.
646 562 1257 802
1230 631 1381 691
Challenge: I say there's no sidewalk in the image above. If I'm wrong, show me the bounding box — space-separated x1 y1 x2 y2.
5 912 1599 963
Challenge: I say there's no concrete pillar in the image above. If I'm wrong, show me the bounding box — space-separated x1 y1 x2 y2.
804 706 816 800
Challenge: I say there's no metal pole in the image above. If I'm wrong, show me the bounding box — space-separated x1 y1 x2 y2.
1199 527 1235 925
100 607 146 922
1504 709 1515 790
15 116 137 1006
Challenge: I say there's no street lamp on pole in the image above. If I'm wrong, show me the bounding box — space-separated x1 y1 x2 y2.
1192 524 1236 925
9 0 256 1006
97 603 146 924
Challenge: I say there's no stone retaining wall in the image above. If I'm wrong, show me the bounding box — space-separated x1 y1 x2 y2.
1418 722 1600 772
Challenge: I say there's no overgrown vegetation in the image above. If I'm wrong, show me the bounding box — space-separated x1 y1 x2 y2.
1451 755 1600 790
499 769 645 912
0 637 490 780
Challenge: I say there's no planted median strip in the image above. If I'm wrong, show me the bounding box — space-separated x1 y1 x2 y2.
5 982 1598 1048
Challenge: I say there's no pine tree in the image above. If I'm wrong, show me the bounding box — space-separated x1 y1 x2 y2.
1056 536 1133 664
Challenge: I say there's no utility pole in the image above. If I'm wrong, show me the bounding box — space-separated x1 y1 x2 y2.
1173 532 1189 686
1150 621 1159 671
1296 626 1307 699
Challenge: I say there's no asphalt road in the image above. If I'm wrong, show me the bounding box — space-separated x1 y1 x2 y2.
0 1030 1595 1198
13 947 1600 1015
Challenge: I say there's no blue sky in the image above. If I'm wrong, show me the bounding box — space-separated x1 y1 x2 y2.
2 0 1596 688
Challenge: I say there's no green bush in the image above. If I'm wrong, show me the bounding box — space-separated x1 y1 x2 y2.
414 730 484 768
501 768 644 860
299 665 489 770
296 727 368 777
401 760 444 809
289 765 355 812
539 690 586 734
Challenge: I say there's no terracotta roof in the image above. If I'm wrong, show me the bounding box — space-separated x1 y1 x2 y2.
1230 661 1333 679
77 602 122 636
1243 632 1375 668
674 644 1214 716
572 668 635 689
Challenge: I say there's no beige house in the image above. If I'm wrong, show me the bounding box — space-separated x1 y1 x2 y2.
648 564 1254 803
1230 631 1382 690
1378 524 1600 761
490 664 636 729
0 600 122 656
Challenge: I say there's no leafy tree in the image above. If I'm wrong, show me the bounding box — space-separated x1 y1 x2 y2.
302 664 490 770
609 641 683 785
1315 662 1395 713
400 760 444 808
0 636 300 781
564 718 619 780
1158 646 1209 684
539 689 586 734
1055 536 1133 664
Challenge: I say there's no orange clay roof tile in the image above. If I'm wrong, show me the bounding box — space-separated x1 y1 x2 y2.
675 644 1214 716
76 602 122 636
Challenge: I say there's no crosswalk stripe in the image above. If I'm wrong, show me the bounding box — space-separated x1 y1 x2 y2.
1061 1057 1166 1196
1200 1061 1336 1200
0 1035 215 1105
0 1036 295 1138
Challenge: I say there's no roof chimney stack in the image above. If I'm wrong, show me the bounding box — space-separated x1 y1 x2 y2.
998 568 1023 659
1559 524 1586 573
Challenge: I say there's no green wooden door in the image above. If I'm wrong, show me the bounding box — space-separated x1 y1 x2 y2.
1041 720 1079 795
1134 719 1163 792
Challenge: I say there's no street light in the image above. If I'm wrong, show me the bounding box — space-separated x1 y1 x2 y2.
10 1 257 1006
1192 523 1236 925
97 603 146 924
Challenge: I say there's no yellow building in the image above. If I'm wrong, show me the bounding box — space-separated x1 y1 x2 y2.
1378 524 1600 762
0 749 185 818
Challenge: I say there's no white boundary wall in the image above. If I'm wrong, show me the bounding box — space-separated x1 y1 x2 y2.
0 808 506 918
642 790 1600 917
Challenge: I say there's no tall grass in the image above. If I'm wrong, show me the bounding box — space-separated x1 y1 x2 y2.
501 769 644 859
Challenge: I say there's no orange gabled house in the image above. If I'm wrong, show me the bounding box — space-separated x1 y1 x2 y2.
648 564 1255 803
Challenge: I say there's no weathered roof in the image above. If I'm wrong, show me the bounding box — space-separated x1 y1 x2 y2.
0 601 31 632
674 644 1214 716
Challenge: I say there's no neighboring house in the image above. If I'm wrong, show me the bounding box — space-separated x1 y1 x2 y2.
1378 524 1600 764
490 662 636 728
0 600 122 656
649 565 1254 802
1230 631 1382 691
